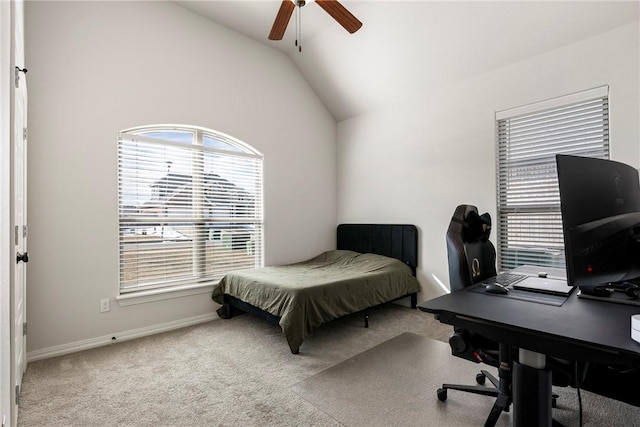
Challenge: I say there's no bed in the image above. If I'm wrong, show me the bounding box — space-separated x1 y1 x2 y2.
211 224 420 353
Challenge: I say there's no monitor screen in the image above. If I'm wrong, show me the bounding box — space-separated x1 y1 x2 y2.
556 155 640 292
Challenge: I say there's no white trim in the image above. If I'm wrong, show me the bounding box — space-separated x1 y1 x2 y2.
496 85 609 120
116 283 215 306
26 312 219 362
119 131 263 160
120 124 263 157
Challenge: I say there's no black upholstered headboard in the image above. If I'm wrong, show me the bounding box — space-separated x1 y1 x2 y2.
336 224 418 276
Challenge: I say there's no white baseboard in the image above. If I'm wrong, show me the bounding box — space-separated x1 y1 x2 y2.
27 313 218 362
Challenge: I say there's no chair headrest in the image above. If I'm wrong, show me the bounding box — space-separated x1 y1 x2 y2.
464 210 492 243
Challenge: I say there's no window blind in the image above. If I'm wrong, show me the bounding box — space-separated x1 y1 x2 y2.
496 87 609 271
118 128 263 294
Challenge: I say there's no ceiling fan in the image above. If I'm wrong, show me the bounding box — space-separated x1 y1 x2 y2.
268 0 362 50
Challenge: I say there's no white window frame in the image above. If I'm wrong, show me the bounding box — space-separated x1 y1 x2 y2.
495 86 609 271
116 125 263 305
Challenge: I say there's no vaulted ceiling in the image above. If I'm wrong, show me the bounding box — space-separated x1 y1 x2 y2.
175 1 640 122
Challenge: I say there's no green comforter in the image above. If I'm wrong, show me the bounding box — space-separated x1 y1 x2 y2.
212 250 421 353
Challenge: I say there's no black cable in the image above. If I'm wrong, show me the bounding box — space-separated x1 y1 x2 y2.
575 362 583 427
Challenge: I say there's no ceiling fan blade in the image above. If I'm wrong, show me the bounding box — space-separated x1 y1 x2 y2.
269 0 296 40
316 0 362 34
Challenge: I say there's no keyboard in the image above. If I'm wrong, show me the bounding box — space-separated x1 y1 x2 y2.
483 273 526 287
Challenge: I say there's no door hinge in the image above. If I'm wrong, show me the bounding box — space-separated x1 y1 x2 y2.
14 66 27 88
15 385 19 406
15 225 27 245
23 322 27 336
23 127 28 141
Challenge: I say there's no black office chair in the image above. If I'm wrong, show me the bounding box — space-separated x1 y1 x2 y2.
437 205 513 426
438 205 584 426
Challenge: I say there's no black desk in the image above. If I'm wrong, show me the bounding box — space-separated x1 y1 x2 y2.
418 285 640 426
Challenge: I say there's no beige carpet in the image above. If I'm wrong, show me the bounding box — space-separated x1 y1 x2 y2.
17 303 639 426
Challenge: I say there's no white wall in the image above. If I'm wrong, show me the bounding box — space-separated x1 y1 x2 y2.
338 22 640 301
25 1 337 354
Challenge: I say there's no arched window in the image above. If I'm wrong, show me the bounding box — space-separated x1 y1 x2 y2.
117 125 263 295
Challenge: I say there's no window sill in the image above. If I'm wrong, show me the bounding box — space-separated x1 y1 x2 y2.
116 282 217 306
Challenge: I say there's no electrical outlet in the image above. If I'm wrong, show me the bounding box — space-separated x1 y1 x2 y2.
100 298 110 313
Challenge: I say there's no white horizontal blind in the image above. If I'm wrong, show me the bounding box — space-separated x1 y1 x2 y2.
496 88 609 271
118 127 264 294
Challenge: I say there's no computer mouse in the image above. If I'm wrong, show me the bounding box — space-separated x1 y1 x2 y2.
484 283 509 294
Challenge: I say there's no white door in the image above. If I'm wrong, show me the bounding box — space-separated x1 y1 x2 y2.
11 0 27 425
1 1 13 425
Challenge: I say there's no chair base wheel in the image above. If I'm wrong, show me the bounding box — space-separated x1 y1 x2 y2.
437 388 447 401
476 372 486 385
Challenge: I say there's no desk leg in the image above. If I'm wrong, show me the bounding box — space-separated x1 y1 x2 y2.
513 349 552 427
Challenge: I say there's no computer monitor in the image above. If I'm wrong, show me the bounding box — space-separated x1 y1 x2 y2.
556 155 640 294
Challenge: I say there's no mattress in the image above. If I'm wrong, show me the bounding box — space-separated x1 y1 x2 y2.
212 250 421 353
